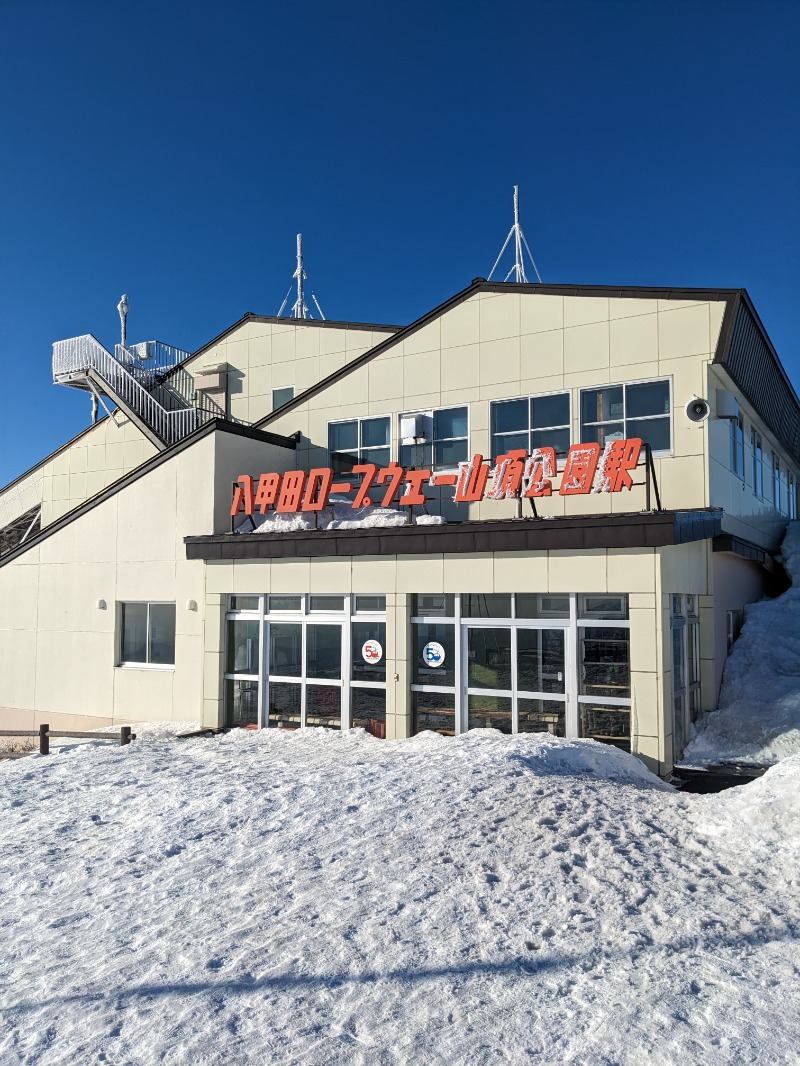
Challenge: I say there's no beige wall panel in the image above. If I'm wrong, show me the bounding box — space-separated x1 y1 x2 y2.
709 302 726 351
115 561 177 603
629 606 658 674
443 552 494 592
564 296 609 327
0 561 39 630
563 321 609 376
436 342 476 392
351 556 398 594
175 561 205 637
519 329 564 380
172 633 203 716
404 351 440 396
441 296 480 349
610 312 658 368
0 630 38 708
403 320 442 357
658 304 711 359
657 455 706 511
606 549 656 593
520 294 563 335
269 559 311 593
609 298 659 319
205 562 235 594
37 562 117 635
368 358 404 402
479 293 520 342
493 551 548 592
35 629 115 718
231 560 272 594
309 557 353 593
549 549 607 592
113 666 175 723
396 554 444 593
631 671 660 739
479 337 520 386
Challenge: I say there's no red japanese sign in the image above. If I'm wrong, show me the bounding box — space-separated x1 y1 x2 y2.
231 438 643 517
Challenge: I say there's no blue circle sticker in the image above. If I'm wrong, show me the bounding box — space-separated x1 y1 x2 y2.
423 641 446 668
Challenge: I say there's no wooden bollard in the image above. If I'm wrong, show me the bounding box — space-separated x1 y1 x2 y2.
39 724 49 756
120 726 132 746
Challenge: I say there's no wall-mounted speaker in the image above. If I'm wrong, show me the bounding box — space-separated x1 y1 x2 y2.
685 397 711 423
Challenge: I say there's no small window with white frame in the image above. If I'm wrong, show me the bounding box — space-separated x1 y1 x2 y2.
490 392 571 461
580 379 671 454
773 452 781 511
398 405 468 470
272 386 294 411
328 416 391 474
119 602 176 667
789 471 797 519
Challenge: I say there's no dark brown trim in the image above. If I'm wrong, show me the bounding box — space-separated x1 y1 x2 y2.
185 508 722 562
254 281 741 430
0 420 297 570
712 535 767 564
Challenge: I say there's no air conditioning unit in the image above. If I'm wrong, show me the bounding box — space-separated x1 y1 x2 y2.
715 389 739 420
400 414 427 443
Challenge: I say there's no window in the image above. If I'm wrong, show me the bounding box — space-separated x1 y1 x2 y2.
789 472 797 520
399 406 468 470
328 417 390 474
773 452 781 511
119 602 176 666
730 413 745 479
580 380 671 453
272 386 294 411
752 430 764 498
491 392 570 461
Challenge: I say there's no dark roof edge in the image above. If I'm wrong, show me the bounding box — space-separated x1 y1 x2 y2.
0 419 296 570
254 280 741 430
717 290 800 411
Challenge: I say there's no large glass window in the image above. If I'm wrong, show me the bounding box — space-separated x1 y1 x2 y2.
225 595 387 737
773 452 781 511
120 602 176 666
399 406 468 470
491 392 570 461
730 413 745 479
328 417 390 474
580 380 670 453
752 430 764 498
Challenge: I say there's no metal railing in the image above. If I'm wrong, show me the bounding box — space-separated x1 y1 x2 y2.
115 340 191 374
0 469 43 532
53 335 215 447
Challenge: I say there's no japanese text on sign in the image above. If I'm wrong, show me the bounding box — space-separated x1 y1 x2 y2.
230 438 644 516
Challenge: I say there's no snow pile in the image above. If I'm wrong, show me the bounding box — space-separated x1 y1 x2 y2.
684 521 800 767
700 754 800 841
236 496 446 533
1 728 798 1064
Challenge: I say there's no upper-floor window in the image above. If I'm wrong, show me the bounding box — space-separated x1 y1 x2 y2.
491 392 570 461
730 413 745 479
773 452 781 511
580 379 671 454
272 386 294 411
752 429 764 498
328 417 390 474
789 472 797 520
399 406 468 470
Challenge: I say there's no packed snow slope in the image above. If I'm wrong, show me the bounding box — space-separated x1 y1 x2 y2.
685 520 800 767
1 730 799 1066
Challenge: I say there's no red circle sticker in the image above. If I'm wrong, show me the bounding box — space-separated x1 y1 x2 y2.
362 639 383 664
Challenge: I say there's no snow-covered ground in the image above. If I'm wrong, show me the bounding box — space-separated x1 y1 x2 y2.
1 729 799 1064
685 521 800 767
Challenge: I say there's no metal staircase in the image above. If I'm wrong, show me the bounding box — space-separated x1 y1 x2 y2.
52 335 220 449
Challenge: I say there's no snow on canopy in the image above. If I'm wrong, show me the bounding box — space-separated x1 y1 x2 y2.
684 520 800 768
236 496 445 533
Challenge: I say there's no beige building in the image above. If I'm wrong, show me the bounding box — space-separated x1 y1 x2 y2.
1 281 797 776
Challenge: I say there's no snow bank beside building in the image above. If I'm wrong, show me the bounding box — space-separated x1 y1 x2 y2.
684 521 800 768
1 729 798 1064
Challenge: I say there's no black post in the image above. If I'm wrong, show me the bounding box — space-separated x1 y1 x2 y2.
645 444 652 512
39 723 49 756
120 726 132 746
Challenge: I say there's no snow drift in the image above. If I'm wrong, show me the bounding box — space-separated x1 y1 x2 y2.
684 520 800 767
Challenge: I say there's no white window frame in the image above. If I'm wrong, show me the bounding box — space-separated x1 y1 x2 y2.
752 429 765 498
223 595 387 732
397 403 470 472
730 413 745 480
117 600 176 670
579 376 673 456
789 471 797 520
773 451 781 512
327 415 392 473
489 390 571 463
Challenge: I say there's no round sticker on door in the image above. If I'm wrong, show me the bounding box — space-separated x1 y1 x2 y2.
423 641 446 668
362 639 383 664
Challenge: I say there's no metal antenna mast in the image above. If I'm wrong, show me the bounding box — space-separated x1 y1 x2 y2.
277 233 326 320
487 186 543 284
117 293 129 347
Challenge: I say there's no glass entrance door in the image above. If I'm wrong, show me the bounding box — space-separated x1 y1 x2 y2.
465 625 568 735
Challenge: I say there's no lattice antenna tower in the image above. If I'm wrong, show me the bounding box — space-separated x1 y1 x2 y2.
277 233 326 320
487 186 542 284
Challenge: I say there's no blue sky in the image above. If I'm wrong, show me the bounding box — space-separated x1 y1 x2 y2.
1 0 798 488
